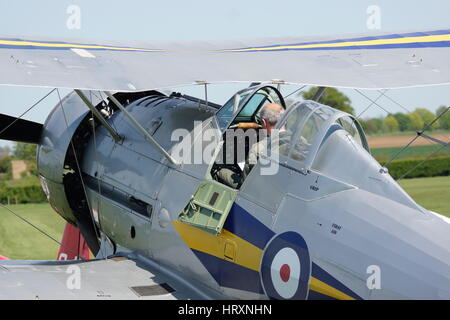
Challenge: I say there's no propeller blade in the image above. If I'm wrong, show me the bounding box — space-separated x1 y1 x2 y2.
0 113 43 144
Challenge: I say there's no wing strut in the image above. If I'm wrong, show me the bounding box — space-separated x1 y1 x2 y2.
312 87 326 102
74 90 122 143
104 91 179 166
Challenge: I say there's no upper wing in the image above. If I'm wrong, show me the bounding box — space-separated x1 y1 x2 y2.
0 255 209 300
1 29 450 91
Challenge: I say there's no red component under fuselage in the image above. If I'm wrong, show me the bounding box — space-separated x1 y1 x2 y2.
57 223 90 260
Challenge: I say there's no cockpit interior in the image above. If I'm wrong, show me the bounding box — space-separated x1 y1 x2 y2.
211 85 286 189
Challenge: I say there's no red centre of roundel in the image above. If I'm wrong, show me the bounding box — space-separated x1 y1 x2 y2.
280 264 291 282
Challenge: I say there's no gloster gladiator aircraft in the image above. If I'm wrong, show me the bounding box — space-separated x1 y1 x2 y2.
0 29 449 299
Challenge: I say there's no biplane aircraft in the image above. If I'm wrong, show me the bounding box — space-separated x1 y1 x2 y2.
0 29 449 300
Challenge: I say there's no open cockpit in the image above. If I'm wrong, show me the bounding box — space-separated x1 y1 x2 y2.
210 84 370 190
211 85 287 189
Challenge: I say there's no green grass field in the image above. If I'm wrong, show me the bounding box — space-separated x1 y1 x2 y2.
372 144 450 162
399 176 450 218
0 203 65 260
0 176 448 260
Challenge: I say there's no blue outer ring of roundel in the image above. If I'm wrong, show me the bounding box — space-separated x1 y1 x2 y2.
260 231 311 300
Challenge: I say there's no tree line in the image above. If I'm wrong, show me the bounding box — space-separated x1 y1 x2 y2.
359 106 450 135
300 87 450 135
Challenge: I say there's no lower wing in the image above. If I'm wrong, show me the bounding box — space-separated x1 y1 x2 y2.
0 254 208 300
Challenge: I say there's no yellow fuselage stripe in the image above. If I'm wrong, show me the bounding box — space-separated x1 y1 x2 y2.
219 34 450 52
173 221 263 272
174 220 356 300
0 40 163 52
309 277 356 300
5 33 449 54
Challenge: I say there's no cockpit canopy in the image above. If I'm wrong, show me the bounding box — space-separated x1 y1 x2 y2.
214 84 369 173
210 86 423 213
271 100 369 171
215 85 285 131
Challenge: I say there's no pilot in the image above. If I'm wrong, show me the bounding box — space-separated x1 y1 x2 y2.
215 103 285 188
247 103 285 168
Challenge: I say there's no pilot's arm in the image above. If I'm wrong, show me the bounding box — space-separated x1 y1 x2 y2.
244 139 266 176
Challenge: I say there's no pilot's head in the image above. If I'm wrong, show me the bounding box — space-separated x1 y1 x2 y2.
260 103 284 135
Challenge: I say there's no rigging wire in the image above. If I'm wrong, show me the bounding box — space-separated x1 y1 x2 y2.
0 197 83 260
383 106 450 167
354 89 450 179
355 89 391 116
377 90 411 114
396 144 448 181
356 89 388 119
0 87 86 259
283 85 307 99
0 88 56 137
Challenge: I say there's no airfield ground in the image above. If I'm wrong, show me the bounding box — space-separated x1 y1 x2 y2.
368 133 450 149
371 144 450 162
368 131 450 162
0 176 448 260
398 176 450 218
0 203 65 260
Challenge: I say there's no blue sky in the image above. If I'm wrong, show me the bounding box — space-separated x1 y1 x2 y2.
1 0 449 147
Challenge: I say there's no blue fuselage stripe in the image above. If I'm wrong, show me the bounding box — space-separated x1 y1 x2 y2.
308 290 337 300
312 263 362 300
223 203 275 250
192 249 265 294
219 29 450 51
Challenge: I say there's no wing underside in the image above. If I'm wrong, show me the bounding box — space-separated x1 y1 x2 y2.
1 29 450 91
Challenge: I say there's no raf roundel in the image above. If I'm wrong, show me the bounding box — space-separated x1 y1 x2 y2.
260 232 311 300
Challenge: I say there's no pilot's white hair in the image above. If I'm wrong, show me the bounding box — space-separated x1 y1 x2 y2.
260 105 284 125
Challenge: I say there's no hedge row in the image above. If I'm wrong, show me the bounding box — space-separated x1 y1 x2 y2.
0 184 47 204
386 156 450 179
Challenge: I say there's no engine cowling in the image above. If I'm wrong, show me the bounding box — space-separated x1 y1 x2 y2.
37 90 102 254
38 90 168 255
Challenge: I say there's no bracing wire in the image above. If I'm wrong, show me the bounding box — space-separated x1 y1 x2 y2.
0 203 83 259
378 90 411 114
383 106 450 168
283 85 307 99
396 144 448 180
354 89 450 179
355 89 391 116
0 88 56 137
356 89 388 119
0 88 84 259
